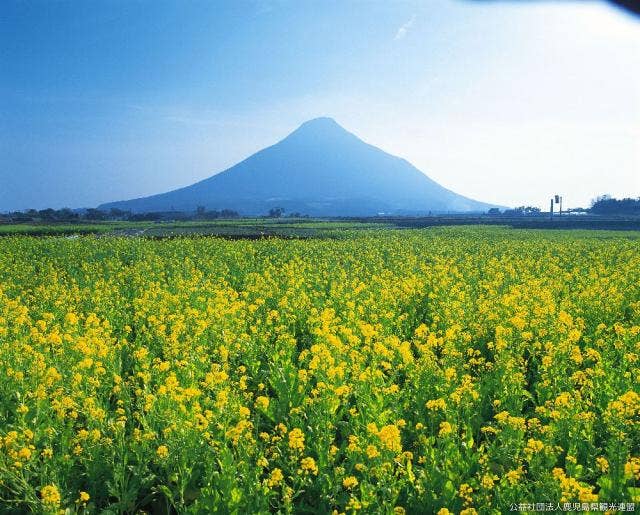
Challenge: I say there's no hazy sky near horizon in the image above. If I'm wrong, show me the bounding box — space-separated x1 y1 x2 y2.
1 0 638 211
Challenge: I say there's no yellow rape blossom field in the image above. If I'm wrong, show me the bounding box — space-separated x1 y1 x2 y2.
0 227 639 514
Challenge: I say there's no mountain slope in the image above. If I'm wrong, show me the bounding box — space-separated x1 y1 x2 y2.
100 117 497 215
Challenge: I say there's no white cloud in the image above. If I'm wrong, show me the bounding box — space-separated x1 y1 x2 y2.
394 14 416 40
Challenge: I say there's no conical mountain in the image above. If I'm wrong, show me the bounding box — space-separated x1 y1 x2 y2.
100 117 497 216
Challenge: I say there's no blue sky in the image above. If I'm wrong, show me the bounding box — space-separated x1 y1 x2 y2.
1 0 638 211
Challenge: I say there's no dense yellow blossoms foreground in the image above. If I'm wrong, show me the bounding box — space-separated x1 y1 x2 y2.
0 227 639 514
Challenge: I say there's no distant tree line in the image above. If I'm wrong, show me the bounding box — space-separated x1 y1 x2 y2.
4 197 636 222
0 206 311 223
265 207 308 219
3 208 83 222
0 207 241 223
194 206 241 220
590 196 640 216
486 197 640 217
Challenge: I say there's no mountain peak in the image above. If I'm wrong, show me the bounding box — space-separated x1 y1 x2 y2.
289 117 351 140
299 116 340 128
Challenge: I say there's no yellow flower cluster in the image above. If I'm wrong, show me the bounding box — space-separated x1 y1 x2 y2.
343 476 359 489
40 484 61 508
300 456 318 475
552 468 598 503
0 227 638 513
288 428 305 452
